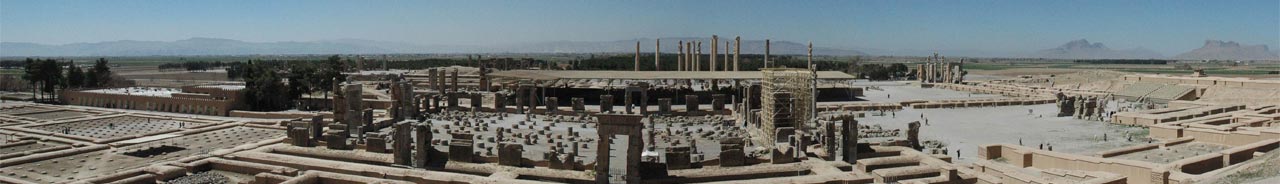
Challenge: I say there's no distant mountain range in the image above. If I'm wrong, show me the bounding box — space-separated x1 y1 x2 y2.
3 37 1276 61
1032 39 1164 59
0 37 865 57
1175 40 1279 61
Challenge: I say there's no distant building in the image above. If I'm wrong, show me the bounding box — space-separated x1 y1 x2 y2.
60 85 245 116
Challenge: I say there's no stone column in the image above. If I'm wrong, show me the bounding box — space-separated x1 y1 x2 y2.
634 41 640 71
450 69 459 92
765 39 771 68
711 35 718 71
807 41 813 70
414 122 431 168
428 69 438 90
841 116 860 163
600 94 614 112
654 39 661 71
678 41 684 71
696 42 702 71
734 36 741 71
724 41 731 71
687 41 694 71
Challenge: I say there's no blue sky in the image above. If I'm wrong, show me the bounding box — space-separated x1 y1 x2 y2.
2 0 1277 56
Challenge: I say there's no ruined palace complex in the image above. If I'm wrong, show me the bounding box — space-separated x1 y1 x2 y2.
3 38 1279 184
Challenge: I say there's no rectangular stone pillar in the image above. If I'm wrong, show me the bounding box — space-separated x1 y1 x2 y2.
720 138 745 167
843 116 859 164
657 98 671 115
288 122 312 147
600 95 614 112
666 146 692 170
393 122 413 166
326 124 352 150
545 97 559 115
309 116 324 141
428 69 438 90
499 143 523 167
471 93 483 111
366 132 387 153
516 91 526 114
449 133 474 162
450 69 460 92
711 94 725 111
624 92 634 114
414 122 431 168
447 93 459 111
685 95 699 112
494 93 507 113
571 97 585 112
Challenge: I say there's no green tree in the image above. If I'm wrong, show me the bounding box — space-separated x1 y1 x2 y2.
38 59 64 101
241 61 294 111
66 61 86 88
21 58 41 100
89 58 112 87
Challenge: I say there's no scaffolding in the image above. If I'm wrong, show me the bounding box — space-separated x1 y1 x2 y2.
755 68 817 148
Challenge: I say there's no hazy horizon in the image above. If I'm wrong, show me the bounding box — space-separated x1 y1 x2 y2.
2 0 1278 57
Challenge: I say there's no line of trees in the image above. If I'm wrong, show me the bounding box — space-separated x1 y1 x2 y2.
158 61 234 71
19 58 113 102
234 55 345 111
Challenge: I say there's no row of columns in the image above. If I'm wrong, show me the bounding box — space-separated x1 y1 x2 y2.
637 36 749 71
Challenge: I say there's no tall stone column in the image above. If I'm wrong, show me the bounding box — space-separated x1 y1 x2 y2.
635 41 640 71
427 69 438 90
450 69 459 92
678 41 684 71
765 39 771 68
654 39 661 71
734 36 741 71
696 42 702 71
807 41 813 70
711 35 718 71
687 41 694 71
724 41 731 71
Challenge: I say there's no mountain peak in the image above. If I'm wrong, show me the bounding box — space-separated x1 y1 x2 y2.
1060 39 1107 50
1202 40 1241 48
1035 39 1160 59
1178 40 1277 60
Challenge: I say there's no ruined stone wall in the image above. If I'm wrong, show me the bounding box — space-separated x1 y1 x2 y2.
62 90 237 116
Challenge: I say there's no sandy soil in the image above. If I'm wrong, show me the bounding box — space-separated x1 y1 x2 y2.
856 86 1148 163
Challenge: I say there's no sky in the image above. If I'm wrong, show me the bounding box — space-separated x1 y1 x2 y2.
2 0 1277 56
